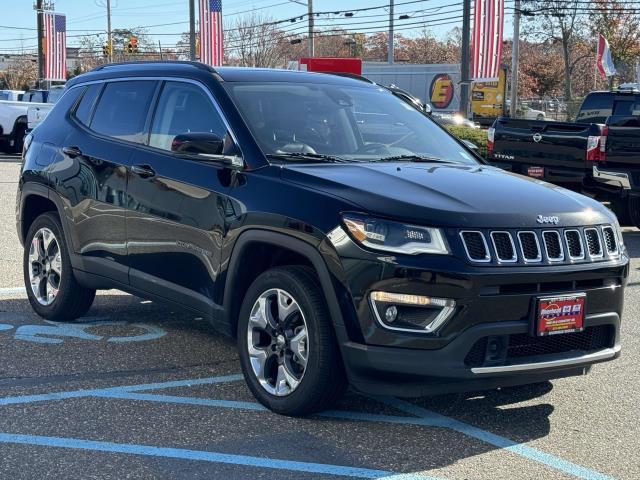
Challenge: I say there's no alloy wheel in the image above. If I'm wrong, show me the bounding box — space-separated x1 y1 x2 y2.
28 227 62 306
247 288 308 396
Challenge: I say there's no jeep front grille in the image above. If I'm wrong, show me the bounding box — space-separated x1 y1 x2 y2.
459 225 618 265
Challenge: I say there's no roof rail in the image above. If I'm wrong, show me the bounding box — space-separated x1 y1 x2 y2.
92 60 216 73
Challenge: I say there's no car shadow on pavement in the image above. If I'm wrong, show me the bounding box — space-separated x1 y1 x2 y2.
623 231 640 259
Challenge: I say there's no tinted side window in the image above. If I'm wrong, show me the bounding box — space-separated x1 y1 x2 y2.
149 81 227 152
91 81 156 142
577 93 613 123
74 83 102 126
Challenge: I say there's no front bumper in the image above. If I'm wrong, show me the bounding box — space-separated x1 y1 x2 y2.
331 232 627 397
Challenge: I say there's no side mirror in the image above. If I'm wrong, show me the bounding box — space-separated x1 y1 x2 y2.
423 103 433 115
171 132 224 156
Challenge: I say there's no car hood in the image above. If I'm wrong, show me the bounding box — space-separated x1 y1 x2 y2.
280 162 613 228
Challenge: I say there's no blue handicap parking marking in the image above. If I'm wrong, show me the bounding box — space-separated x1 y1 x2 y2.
5 318 166 344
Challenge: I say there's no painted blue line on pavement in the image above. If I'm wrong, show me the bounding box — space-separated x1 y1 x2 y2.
0 287 26 296
0 433 429 479
92 391 267 411
0 374 244 407
381 398 616 480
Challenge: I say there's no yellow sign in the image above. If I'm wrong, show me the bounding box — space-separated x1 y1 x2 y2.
471 66 507 121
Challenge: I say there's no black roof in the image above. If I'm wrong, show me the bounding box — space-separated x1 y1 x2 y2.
67 61 376 89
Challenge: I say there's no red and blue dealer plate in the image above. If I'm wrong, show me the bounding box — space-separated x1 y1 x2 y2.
537 294 586 336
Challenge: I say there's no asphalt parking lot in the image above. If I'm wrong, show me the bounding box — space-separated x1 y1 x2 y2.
1 154 639 479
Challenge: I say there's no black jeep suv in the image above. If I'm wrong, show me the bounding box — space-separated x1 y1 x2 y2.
16 62 627 416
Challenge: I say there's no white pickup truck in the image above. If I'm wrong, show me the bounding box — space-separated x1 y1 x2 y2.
27 87 65 132
0 89 61 153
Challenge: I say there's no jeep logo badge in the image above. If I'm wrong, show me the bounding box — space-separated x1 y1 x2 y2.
537 215 559 225
533 133 543 143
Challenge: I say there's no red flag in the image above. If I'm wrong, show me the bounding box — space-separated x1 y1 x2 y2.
472 0 504 81
199 0 223 66
43 13 66 81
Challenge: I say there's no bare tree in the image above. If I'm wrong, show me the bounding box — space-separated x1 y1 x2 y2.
225 13 294 68
0 55 38 90
523 1 586 99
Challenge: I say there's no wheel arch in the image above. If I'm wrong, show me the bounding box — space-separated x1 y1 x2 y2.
222 229 347 341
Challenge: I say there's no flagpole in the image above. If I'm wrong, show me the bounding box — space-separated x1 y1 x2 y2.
594 39 598 90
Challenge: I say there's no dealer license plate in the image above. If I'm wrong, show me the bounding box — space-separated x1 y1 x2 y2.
537 294 586 336
527 166 544 178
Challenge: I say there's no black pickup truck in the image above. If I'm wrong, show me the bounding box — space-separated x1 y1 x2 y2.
488 90 640 226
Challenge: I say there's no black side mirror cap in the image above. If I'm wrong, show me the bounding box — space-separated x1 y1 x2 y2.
172 132 224 155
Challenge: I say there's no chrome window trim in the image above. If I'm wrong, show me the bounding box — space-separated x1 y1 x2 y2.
584 227 604 259
490 231 517 263
517 231 542 263
459 230 491 263
564 229 585 261
69 76 244 163
601 225 619 257
542 230 564 262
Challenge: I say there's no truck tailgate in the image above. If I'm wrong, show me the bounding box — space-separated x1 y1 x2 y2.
489 117 600 184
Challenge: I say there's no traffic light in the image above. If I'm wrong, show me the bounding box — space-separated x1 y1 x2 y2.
126 36 138 54
102 42 112 57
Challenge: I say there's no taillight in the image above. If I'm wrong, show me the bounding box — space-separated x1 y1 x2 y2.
487 127 495 154
586 126 608 162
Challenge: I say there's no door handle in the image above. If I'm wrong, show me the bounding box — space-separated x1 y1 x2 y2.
131 164 156 178
62 146 82 158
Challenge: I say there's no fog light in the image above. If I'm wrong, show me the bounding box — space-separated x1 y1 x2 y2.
370 291 456 334
385 306 398 323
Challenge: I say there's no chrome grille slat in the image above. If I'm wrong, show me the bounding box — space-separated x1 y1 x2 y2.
490 231 517 262
459 231 490 262
584 228 603 259
602 226 618 256
564 229 585 260
517 231 542 262
542 230 564 262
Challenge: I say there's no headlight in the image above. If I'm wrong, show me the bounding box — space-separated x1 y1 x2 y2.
342 214 449 255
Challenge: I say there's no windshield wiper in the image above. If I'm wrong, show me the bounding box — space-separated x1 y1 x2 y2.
267 152 348 163
372 154 456 164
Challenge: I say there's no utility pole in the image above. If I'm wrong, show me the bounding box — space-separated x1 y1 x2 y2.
307 0 314 57
290 1 314 56
189 0 196 60
106 0 113 62
510 0 521 118
388 0 394 64
36 0 44 85
459 0 471 117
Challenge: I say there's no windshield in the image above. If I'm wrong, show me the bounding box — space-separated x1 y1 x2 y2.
224 81 478 165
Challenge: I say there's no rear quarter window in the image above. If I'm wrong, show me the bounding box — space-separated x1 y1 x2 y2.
90 80 157 143
576 93 613 124
74 83 102 126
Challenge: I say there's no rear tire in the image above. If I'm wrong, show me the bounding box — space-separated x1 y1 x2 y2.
23 212 96 321
9 122 27 154
237 266 347 416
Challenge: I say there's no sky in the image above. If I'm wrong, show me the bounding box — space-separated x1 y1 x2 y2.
0 0 514 55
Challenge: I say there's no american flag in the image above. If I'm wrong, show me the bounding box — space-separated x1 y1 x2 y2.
199 0 223 66
43 12 66 81
472 0 504 81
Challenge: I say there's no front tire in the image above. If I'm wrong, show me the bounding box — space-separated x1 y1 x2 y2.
237 266 347 416
23 212 96 321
